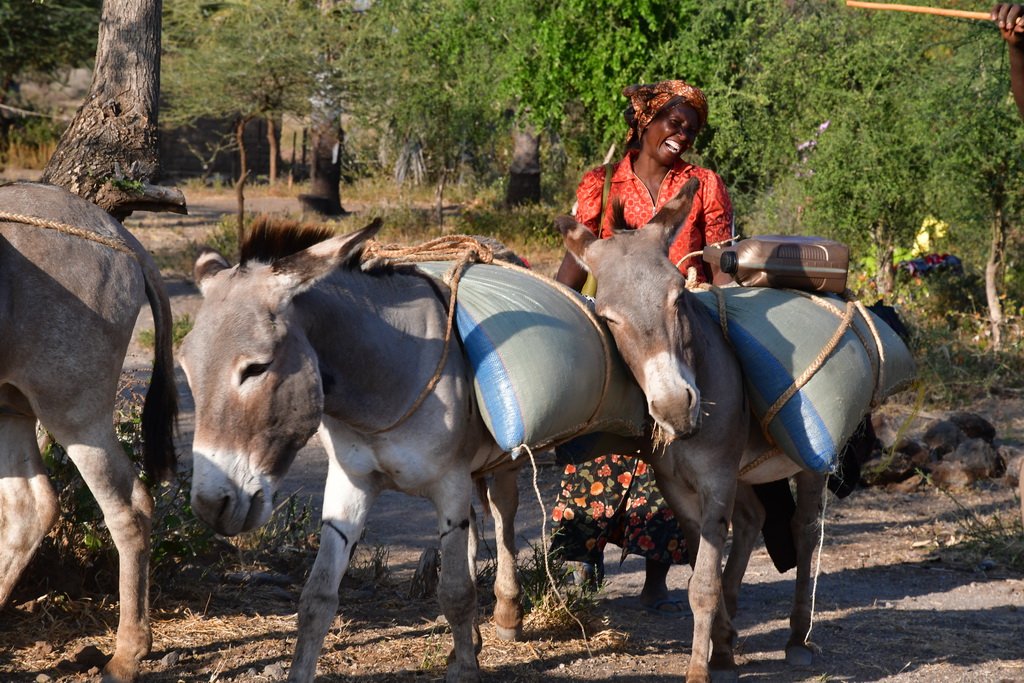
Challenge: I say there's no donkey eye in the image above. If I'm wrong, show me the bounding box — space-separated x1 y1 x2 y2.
240 362 271 383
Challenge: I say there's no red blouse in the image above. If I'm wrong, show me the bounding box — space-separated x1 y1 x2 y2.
575 152 734 282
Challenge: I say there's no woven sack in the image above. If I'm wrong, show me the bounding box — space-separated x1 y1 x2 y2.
414 261 647 456
692 286 915 473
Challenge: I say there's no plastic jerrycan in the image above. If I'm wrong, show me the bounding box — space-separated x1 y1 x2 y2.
702 235 850 294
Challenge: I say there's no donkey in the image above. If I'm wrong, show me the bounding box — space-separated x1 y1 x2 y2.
555 177 828 683
178 218 523 683
0 181 179 682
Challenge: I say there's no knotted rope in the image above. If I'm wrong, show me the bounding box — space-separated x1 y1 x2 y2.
360 235 615 440
0 211 137 260
677 245 888 476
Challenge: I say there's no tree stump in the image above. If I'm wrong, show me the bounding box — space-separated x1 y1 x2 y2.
408 546 440 599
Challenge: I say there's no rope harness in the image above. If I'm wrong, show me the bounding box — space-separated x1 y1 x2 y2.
677 243 889 476
0 211 138 260
359 235 615 438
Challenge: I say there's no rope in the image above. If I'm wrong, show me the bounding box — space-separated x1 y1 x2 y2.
0 211 138 260
361 234 616 443
806 483 830 645
361 237 489 434
760 296 857 433
523 444 593 654
683 277 883 475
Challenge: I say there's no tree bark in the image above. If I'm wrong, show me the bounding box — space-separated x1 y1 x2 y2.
505 120 540 206
985 209 1006 351
300 115 345 216
235 116 252 183
266 117 279 185
40 0 185 220
873 222 894 296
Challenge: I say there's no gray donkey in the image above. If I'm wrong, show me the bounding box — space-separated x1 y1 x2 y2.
0 181 178 681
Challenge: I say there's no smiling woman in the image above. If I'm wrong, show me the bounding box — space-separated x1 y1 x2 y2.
549 78 736 616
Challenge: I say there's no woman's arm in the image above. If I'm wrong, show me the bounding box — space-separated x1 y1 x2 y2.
555 250 588 289
992 3 1024 120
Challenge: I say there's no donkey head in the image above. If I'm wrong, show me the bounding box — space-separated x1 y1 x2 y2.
556 177 707 440
180 219 383 536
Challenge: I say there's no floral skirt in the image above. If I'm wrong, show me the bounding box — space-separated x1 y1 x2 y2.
550 454 688 565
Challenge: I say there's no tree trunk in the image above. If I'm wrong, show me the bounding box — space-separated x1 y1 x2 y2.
985 209 1006 351
235 116 251 183
300 115 345 216
505 120 540 206
435 167 448 229
40 0 184 220
266 117 279 185
873 222 894 297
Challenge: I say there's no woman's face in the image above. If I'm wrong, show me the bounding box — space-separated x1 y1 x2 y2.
640 103 701 166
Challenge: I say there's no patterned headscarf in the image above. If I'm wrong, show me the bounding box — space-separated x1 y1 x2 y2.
622 79 708 146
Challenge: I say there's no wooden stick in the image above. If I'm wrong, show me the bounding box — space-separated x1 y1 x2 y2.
845 1 991 21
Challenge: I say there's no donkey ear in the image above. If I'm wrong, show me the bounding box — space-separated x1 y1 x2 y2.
270 218 384 296
554 215 598 268
193 248 231 297
647 176 700 252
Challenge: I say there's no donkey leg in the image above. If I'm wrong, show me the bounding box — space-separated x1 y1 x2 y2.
63 431 153 683
431 470 481 683
289 461 380 683
0 417 60 607
723 481 766 619
487 467 523 641
656 471 738 683
785 471 826 666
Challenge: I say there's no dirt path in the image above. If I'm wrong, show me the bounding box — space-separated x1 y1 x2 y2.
3 190 1022 682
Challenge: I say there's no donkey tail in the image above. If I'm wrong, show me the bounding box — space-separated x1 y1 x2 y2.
139 252 180 482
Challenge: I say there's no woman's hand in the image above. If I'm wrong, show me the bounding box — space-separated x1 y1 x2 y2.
992 4 1024 48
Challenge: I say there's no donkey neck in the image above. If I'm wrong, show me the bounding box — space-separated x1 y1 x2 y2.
299 266 459 432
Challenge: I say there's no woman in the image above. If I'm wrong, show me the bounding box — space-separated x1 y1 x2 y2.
550 79 734 615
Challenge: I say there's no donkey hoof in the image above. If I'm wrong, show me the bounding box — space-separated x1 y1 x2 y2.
494 624 524 641
785 644 814 666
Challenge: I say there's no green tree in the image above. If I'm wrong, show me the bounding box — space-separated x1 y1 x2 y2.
163 0 330 183
500 0 704 164
918 25 1024 349
0 0 101 106
349 0 509 222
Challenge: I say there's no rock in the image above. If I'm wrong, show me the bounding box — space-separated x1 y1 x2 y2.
71 644 109 670
923 420 965 457
33 641 54 656
159 650 181 667
947 412 997 443
903 440 932 467
56 644 109 673
860 451 916 486
999 446 1024 487
35 675 54 683
872 413 909 451
947 438 1000 479
930 460 977 487
263 662 287 679
887 473 925 493
409 546 441 599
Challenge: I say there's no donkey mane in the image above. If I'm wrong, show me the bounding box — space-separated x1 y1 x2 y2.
240 215 337 266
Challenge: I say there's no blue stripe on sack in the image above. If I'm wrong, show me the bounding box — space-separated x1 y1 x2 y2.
703 307 837 473
456 304 525 450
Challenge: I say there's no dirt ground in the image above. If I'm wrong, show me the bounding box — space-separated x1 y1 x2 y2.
1 187 1023 682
